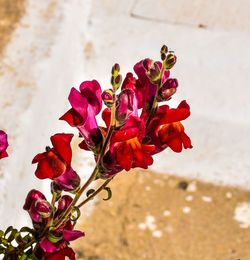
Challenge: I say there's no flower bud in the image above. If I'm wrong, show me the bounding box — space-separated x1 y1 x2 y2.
23 189 52 223
115 89 137 127
111 63 120 75
33 199 52 219
101 89 114 107
160 45 168 61
163 54 177 70
111 63 122 90
158 78 178 101
143 59 161 84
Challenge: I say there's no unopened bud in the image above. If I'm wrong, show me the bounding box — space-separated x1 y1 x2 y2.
163 54 177 70
111 63 120 76
102 89 114 107
161 45 168 54
158 78 178 101
111 73 122 90
160 45 168 61
34 199 52 219
143 59 161 84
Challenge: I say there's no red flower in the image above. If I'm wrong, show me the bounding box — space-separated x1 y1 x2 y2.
43 247 75 260
146 100 192 153
32 133 74 179
102 112 155 173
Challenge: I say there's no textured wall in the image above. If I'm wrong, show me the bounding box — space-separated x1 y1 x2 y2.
0 0 250 229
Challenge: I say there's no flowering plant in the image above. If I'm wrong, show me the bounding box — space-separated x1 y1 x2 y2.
0 45 192 259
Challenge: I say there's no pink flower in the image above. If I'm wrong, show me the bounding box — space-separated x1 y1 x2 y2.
60 81 103 150
0 130 8 159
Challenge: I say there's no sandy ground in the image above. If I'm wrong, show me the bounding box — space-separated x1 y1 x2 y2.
73 170 250 260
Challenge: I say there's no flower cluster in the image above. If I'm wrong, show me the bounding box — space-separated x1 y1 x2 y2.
0 45 192 259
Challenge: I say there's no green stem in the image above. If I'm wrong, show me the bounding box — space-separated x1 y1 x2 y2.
145 67 165 129
76 178 113 208
53 101 116 230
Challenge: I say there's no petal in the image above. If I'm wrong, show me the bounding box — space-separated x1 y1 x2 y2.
44 247 76 260
34 151 66 179
80 80 102 115
115 142 133 171
23 189 46 210
68 88 88 123
55 168 81 192
40 238 58 253
0 130 8 153
51 133 74 167
102 108 111 128
167 137 183 153
0 151 8 159
159 101 190 125
63 230 85 242
111 127 139 143
59 108 84 127
32 153 46 164
57 195 73 215
181 132 193 149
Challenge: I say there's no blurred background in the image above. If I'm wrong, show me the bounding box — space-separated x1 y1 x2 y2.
0 0 250 259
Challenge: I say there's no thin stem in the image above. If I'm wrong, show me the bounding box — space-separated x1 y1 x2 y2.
53 99 116 230
76 178 113 208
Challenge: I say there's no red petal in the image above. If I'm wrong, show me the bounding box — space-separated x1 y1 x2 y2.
44 247 76 260
32 153 46 164
181 132 193 149
167 137 183 153
79 140 90 150
102 108 111 128
59 108 84 127
112 127 139 143
159 101 190 125
35 150 67 179
115 142 133 171
51 134 74 167
0 151 8 159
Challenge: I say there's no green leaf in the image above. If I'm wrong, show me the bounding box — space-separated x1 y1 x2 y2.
0 230 4 238
6 229 18 243
103 187 112 201
86 189 95 197
4 226 13 237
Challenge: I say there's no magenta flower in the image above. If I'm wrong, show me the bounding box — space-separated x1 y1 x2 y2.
60 80 103 151
0 130 8 159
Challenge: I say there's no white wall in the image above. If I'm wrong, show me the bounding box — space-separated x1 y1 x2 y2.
1 0 250 229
